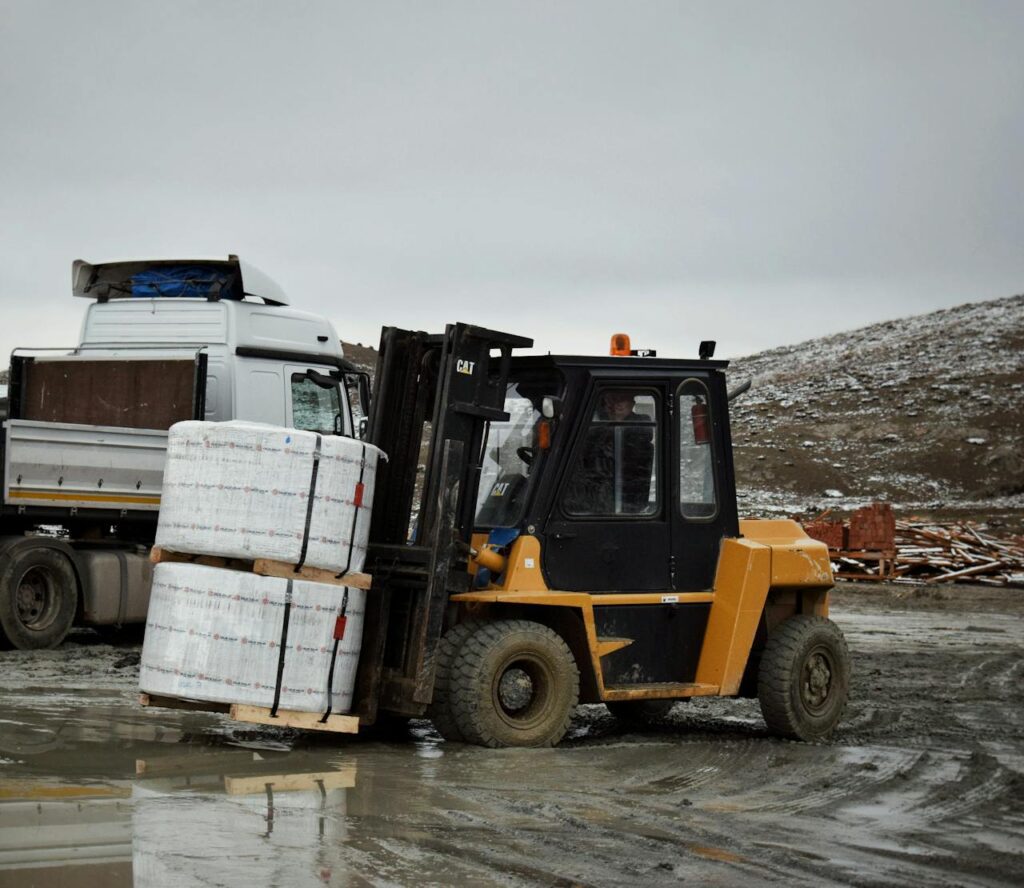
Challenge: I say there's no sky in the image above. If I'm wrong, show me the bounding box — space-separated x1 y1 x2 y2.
1 0 1022 363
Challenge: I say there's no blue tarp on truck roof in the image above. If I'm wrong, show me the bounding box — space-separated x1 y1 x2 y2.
131 265 240 299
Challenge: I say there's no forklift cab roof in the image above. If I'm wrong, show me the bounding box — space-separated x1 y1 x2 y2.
509 353 731 373
71 256 290 306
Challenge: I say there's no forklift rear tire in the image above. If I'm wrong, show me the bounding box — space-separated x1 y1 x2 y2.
0 548 78 650
427 621 481 742
448 620 579 748
757 615 850 742
606 700 676 725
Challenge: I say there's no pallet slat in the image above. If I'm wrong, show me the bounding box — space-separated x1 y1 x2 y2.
150 546 372 589
229 704 359 734
139 693 360 735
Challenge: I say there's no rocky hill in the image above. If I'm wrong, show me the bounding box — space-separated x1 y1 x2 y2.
343 295 1024 529
727 294 1024 528
340 342 377 374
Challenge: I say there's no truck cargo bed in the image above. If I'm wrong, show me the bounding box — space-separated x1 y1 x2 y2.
2 419 166 512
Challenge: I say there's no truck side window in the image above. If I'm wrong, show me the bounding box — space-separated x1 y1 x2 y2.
678 379 717 519
291 372 343 435
562 390 658 517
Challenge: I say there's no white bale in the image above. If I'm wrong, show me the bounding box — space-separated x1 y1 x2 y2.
140 562 364 713
155 421 383 574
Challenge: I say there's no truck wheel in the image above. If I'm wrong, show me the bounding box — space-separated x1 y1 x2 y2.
448 620 579 748
757 615 850 742
427 621 480 742
0 548 78 650
606 700 676 725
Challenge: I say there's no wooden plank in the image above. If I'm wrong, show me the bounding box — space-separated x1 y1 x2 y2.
151 547 372 589
138 693 230 714
926 562 1004 583
150 547 251 570
252 558 372 590
228 704 360 734
224 766 357 796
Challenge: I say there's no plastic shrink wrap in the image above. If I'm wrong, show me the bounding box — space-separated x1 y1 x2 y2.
155 421 383 574
140 562 364 713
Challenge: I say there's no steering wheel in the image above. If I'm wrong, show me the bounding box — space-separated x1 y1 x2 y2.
517 446 535 466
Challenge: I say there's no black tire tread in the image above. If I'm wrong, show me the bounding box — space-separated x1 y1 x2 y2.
758 615 850 742
0 547 77 650
448 619 579 748
427 621 481 742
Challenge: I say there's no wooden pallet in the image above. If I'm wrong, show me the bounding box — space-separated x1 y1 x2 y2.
150 546 372 590
138 693 360 735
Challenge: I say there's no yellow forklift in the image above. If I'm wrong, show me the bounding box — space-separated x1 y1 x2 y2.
354 325 848 747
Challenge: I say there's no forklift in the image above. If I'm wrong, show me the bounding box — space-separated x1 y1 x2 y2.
354 324 848 747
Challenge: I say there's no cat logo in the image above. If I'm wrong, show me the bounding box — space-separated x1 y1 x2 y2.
456 359 476 375
491 482 510 497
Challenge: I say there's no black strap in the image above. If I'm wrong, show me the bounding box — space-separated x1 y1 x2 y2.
320 588 349 723
269 580 293 718
335 443 367 580
295 435 323 572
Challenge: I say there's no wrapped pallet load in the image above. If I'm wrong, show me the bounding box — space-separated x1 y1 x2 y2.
155 421 382 574
140 563 365 713
141 421 384 717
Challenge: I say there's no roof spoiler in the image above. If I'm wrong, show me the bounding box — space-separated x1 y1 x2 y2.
71 255 290 306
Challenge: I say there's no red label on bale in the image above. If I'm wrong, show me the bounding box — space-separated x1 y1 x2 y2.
334 615 347 640
353 482 365 508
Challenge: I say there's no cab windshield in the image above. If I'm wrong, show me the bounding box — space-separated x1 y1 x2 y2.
475 373 562 529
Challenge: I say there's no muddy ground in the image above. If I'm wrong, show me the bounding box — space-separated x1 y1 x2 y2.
0 583 1022 887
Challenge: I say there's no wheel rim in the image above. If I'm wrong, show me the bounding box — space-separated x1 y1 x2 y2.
800 644 835 714
15 566 61 632
491 653 554 731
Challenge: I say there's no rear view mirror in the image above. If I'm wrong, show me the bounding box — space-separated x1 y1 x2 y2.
541 396 562 419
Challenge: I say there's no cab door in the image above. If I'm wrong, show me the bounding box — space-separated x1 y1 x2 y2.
542 383 670 592
670 375 736 590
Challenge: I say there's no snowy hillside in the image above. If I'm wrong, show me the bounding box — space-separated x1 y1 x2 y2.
727 294 1024 522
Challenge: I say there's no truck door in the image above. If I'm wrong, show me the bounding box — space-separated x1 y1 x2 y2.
542 383 670 592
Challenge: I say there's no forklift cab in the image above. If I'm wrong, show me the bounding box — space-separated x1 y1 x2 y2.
473 355 740 593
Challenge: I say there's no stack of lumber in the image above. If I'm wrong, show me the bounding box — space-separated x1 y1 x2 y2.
827 519 1024 587
889 521 1024 586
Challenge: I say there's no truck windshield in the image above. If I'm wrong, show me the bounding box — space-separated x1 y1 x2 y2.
291 372 343 434
475 373 562 529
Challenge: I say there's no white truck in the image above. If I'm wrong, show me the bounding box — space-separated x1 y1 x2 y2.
0 257 367 649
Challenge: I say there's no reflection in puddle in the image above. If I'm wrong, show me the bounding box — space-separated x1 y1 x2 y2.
133 755 358 887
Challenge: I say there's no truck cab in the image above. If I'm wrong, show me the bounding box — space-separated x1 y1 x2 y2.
0 257 365 648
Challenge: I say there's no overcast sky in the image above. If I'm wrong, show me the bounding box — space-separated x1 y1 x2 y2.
1 0 1021 363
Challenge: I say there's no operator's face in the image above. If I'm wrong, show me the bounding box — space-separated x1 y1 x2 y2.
602 393 634 420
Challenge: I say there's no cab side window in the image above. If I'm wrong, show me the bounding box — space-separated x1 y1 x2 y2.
291 372 343 434
678 379 717 519
562 389 659 517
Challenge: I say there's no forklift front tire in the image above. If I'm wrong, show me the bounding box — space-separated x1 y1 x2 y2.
448 620 579 748
757 615 850 742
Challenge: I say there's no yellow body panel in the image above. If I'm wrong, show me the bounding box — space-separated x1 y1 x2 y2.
693 539 771 694
740 519 833 588
457 523 833 701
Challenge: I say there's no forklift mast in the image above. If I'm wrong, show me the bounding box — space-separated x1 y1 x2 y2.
354 323 532 723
